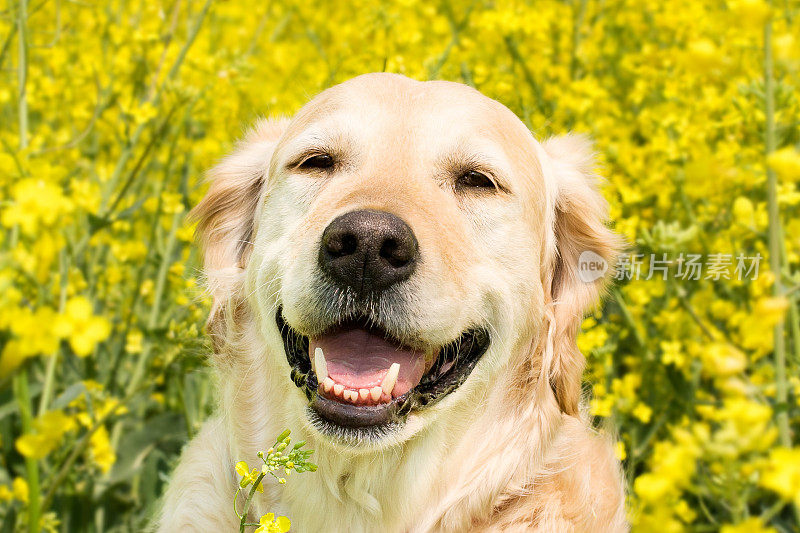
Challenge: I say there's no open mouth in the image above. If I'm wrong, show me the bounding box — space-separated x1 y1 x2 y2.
277 310 490 430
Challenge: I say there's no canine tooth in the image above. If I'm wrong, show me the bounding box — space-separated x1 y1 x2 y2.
381 363 400 395
314 347 328 379
333 383 344 396
322 377 334 393
370 387 382 402
359 388 369 401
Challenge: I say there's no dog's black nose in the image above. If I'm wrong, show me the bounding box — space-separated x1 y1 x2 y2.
319 210 418 293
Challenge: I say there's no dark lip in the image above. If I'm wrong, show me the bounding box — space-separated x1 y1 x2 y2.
276 309 490 431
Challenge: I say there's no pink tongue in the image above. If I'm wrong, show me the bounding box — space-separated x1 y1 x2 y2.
310 328 427 397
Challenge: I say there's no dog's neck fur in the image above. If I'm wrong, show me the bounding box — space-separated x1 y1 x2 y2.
217 317 563 533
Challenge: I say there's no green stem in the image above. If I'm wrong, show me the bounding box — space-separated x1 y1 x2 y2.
126 210 181 398
763 17 791 449
38 250 69 415
426 1 474 80
611 288 649 354
146 0 183 100
779 213 800 370
102 105 179 218
164 0 213 84
40 402 127 513
788 294 800 366
13 4 37 527
17 0 28 151
570 0 588 80
0 14 18 72
239 473 267 533
108 210 182 450
14 368 40 532
99 0 213 214
760 498 787 523
503 35 546 115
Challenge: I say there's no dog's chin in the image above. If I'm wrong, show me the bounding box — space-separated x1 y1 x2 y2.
303 406 411 448
276 308 490 445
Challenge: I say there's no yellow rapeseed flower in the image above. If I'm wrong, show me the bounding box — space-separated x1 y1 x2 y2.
732 196 754 226
1 178 74 235
632 403 653 423
685 39 722 72
255 513 291 533
760 447 800 508
125 329 144 354
614 441 627 461
727 0 772 29
720 517 776 533
54 297 112 357
634 472 672 503
16 410 78 459
89 426 116 474
0 306 61 377
12 477 29 504
767 147 800 182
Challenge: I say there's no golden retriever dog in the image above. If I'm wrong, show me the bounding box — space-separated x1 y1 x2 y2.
157 73 626 532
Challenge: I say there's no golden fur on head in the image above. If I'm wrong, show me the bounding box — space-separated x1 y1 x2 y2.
158 73 626 532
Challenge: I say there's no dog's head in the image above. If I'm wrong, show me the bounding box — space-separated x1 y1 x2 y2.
194 73 620 447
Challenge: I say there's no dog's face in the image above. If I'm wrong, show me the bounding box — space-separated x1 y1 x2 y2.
195 73 619 448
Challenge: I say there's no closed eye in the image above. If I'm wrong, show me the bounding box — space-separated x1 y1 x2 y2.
457 170 496 190
442 150 510 194
299 153 335 170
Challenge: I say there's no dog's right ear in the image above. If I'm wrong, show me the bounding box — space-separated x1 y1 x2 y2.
538 134 623 415
191 118 289 330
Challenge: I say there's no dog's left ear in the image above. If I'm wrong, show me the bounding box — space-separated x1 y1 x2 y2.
191 118 289 340
540 134 623 415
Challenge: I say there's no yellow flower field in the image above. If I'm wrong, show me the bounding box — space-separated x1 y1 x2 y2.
1 0 799 531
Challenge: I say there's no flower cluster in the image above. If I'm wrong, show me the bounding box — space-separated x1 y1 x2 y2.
0 0 798 531
233 430 316 532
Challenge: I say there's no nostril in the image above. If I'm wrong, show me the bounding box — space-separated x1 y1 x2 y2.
379 238 410 268
341 234 358 256
325 231 359 258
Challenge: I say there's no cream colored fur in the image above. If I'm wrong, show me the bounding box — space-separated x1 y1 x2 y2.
157 73 626 532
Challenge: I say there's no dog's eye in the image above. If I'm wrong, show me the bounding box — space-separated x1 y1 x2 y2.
458 170 495 189
300 154 335 170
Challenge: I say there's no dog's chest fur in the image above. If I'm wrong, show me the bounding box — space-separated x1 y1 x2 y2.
244 382 557 532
